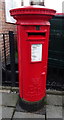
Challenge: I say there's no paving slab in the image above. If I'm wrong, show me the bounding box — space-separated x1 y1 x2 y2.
2 92 19 107
46 118 62 120
0 92 2 105
62 107 64 120
62 95 64 106
47 94 62 106
13 111 45 119
2 106 14 119
0 106 2 120
46 105 62 119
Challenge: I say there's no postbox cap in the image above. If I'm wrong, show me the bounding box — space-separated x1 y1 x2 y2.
10 6 56 16
10 6 56 25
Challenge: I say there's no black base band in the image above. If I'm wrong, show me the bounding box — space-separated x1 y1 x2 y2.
19 96 46 112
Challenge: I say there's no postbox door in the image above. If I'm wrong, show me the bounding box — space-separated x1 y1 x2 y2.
23 35 48 101
19 28 49 102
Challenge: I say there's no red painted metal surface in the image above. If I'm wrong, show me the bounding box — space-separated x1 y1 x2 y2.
10 6 56 102
55 13 64 15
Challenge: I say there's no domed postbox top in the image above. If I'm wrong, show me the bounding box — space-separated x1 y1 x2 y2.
10 6 56 25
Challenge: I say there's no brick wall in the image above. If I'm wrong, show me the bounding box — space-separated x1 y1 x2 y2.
0 0 3 33
0 0 16 33
0 0 17 61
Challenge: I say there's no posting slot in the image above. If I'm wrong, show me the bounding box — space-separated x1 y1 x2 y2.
27 31 47 40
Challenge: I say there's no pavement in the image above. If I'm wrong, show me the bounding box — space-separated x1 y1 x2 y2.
0 89 64 120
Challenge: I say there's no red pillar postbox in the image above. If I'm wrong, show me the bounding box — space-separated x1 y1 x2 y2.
10 6 56 105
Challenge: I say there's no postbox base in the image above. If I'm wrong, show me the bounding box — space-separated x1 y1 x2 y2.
19 96 46 112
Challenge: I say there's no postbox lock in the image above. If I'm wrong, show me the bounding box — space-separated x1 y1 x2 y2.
36 25 40 30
